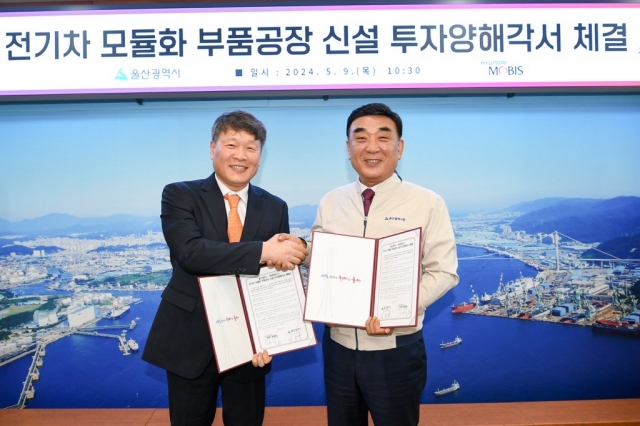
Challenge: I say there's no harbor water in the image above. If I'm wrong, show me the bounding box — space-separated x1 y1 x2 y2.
1 246 639 408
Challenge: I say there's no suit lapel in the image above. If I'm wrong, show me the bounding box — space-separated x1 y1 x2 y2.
200 173 228 242
242 184 266 242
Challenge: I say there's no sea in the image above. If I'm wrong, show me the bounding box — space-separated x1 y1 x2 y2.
1 245 639 408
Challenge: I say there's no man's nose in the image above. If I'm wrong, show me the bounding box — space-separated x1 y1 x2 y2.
364 138 379 152
233 149 248 159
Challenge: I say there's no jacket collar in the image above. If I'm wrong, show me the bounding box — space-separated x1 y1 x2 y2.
355 172 402 196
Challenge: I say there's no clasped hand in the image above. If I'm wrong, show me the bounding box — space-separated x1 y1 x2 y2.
261 233 307 271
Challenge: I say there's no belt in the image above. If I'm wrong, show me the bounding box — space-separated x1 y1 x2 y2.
325 325 423 348
395 330 423 347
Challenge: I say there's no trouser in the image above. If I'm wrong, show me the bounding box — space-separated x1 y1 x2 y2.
323 330 427 426
166 358 265 426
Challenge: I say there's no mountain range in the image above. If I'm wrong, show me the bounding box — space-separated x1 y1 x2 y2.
505 196 640 259
0 213 161 237
1 197 638 259
0 208 315 238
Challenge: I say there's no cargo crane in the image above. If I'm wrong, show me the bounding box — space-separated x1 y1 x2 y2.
469 283 479 306
613 286 633 317
504 283 514 316
585 304 596 322
533 275 545 304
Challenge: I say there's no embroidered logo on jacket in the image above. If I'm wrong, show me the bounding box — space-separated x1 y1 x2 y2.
385 216 406 221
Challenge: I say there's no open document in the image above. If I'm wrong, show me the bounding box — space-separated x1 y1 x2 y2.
199 266 317 373
304 228 421 328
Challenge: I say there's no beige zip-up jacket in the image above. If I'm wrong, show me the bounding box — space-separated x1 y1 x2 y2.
309 173 459 351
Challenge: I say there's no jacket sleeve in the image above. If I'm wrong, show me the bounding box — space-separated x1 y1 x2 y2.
418 195 460 310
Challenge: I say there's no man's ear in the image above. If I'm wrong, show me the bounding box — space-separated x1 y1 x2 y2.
210 140 216 160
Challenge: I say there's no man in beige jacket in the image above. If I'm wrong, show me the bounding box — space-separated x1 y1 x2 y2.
311 103 459 426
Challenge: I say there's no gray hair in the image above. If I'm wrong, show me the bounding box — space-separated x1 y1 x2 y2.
211 110 267 146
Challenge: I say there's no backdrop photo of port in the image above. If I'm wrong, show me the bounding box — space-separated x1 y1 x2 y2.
1 95 639 408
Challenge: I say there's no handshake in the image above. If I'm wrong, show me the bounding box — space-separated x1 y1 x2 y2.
260 233 308 271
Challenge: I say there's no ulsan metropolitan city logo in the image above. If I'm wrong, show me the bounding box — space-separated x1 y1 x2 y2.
114 69 127 81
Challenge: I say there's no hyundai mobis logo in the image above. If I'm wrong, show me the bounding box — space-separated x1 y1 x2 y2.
480 61 524 76
489 65 524 76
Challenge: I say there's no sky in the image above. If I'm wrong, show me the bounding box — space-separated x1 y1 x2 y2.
1 94 639 221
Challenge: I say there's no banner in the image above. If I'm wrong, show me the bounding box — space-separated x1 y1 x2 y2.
1 3 639 97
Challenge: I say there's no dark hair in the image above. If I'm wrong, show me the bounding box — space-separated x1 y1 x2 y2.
346 103 403 138
211 110 267 146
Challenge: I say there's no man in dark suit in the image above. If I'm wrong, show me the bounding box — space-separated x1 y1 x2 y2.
142 110 307 426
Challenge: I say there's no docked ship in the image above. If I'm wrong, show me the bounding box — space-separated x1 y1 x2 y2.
592 319 640 336
452 283 479 313
25 385 35 399
440 336 462 349
505 276 535 294
490 292 507 307
480 292 492 305
451 302 475 313
96 305 131 319
127 339 139 351
107 305 130 318
435 380 460 396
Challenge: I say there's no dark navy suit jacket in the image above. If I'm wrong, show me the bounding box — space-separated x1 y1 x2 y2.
142 173 289 381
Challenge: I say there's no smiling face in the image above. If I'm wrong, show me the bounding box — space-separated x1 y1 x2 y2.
346 115 404 187
210 129 262 192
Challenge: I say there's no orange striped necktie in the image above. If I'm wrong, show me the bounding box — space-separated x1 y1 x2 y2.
224 194 243 243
